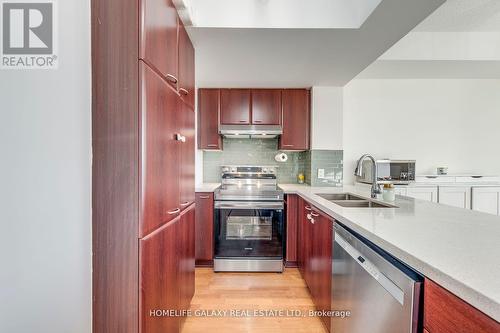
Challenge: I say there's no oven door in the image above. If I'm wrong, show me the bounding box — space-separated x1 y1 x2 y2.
214 201 284 259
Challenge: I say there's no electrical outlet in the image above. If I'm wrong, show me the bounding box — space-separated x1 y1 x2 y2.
318 169 325 179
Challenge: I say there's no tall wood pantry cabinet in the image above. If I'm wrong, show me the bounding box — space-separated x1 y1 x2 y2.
92 0 195 332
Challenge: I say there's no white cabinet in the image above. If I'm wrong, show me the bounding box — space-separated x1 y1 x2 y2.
471 187 500 215
394 187 407 196
438 186 471 209
406 187 438 203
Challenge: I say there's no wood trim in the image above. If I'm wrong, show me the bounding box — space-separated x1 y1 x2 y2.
195 260 214 267
91 0 139 331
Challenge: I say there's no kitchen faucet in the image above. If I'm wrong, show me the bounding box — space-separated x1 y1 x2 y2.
354 154 382 199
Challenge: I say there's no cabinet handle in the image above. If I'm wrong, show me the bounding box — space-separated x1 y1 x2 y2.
282 144 294 147
166 74 178 84
198 195 210 199
176 133 186 142
253 120 263 123
311 211 319 217
179 88 189 96
207 144 218 147
167 208 180 215
238 120 247 123
304 206 312 211
180 201 191 207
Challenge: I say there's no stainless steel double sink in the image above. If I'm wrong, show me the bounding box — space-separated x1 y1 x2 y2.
315 193 397 208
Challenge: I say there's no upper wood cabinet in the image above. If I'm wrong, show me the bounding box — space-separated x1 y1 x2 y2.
178 22 195 109
140 0 178 87
198 89 222 150
251 89 281 125
220 89 251 125
280 89 310 151
140 63 180 237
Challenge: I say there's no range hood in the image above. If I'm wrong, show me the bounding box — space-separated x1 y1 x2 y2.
219 124 283 139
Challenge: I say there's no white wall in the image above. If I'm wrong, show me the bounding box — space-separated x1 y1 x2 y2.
311 86 343 150
343 79 500 184
0 1 92 332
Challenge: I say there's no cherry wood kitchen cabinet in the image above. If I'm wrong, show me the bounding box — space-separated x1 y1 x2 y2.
424 279 500 333
220 89 251 125
140 0 179 87
279 89 310 150
178 22 195 109
251 89 281 125
311 208 333 332
140 217 181 333
140 63 180 237
179 102 195 210
285 194 299 266
197 89 222 150
179 204 196 311
92 0 196 330
297 198 332 332
195 192 214 266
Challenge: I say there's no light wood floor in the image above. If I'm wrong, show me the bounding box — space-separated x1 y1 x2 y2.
181 267 328 333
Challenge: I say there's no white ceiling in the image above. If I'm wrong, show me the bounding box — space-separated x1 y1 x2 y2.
415 0 500 32
186 0 382 29
187 0 445 87
358 0 500 79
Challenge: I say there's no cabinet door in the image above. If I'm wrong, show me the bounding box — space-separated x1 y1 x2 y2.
406 187 438 203
220 89 251 125
180 102 195 210
298 198 312 283
195 192 214 264
178 22 195 109
251 89 281 125
140 217 180 333
285 194 298 264
280 89 310 150
140 0 178 87
424 278 500 333
438 186 471 209
471 187 500 215
179 204 195 310
312 209 332 332
197 89 222 150
140 63 180 237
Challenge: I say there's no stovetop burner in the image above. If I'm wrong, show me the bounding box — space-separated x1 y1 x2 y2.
215 165 284 202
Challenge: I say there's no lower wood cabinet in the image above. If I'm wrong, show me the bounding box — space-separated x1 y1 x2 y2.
297 198 332 332
195 192 214 266
140 204 195 333
424 278 500 333
285 194 298 266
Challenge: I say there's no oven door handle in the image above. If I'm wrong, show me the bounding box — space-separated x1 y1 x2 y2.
215 201 284 210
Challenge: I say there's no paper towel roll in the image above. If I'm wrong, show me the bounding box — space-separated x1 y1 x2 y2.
275 153 288 163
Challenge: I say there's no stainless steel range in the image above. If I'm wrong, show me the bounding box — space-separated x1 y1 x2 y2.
214 165 284 272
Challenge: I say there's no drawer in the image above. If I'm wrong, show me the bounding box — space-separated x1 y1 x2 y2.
424 279 500 333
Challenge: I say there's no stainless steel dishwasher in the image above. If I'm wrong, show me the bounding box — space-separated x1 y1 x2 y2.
331 223 422 333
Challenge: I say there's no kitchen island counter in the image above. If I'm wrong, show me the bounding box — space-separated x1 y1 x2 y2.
280 183 500 323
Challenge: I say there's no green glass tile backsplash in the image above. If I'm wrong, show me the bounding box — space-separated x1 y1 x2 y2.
203 138 343 187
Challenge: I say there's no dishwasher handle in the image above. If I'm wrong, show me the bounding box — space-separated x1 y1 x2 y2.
335 232 405 305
